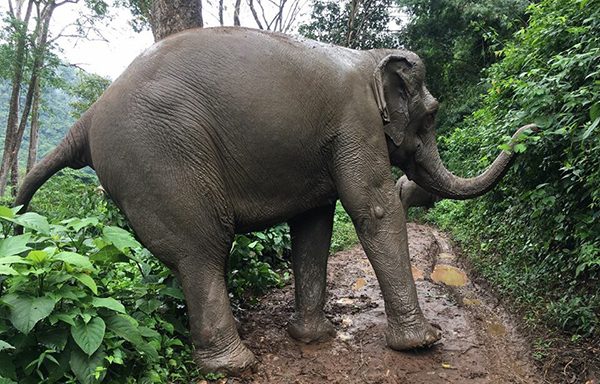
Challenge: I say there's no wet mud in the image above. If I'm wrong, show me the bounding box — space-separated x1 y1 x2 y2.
230 223 541 383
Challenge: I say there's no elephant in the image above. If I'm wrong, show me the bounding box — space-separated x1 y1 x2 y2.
396 175 442 218
16 27 535 375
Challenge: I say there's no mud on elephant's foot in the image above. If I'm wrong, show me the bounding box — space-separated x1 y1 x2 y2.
287 314 336 343
194 341 258 376
385 316 441 350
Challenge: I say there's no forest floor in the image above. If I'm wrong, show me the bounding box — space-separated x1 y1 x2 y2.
224 223 546 383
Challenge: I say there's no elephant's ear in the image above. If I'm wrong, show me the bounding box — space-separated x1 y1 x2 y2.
372 54 415 147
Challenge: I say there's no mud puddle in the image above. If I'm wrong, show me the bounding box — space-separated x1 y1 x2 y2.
228 223 540 383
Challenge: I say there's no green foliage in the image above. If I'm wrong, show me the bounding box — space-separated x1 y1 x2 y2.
0 169 296 381
0 207 194 383
68 72 111 120
397 0 530 96
228 224 291 303
331 202 358 253
298 0 399 49
428 0 600 338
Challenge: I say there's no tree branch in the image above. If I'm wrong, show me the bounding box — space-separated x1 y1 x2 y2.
247 0 264 29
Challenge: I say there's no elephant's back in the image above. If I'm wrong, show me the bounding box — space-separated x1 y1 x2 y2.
87 28 356 229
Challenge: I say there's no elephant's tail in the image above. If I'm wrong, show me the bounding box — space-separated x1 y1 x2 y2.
15 114 92 213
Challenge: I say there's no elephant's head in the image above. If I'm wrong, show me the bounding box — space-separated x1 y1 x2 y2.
372 51 535 199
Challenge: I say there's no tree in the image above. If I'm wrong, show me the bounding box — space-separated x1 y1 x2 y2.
148 0 204 41
68 70 111 119
0 0 110 196
121 0 306 36
298 0 399 49
396 0 530 102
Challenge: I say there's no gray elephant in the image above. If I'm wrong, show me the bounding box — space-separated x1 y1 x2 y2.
396 175 443 218
16 27 534 374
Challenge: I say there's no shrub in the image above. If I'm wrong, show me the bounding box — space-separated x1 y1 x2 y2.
429 0 600 338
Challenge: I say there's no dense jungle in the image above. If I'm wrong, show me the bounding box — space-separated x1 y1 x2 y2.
0 0 598 383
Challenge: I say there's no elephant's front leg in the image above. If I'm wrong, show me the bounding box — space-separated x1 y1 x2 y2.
287 205 337 343
336 158 441 350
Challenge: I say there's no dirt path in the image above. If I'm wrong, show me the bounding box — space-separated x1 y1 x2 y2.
231 223 541 383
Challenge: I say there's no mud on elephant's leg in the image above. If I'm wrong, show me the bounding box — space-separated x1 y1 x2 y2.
177 251 257 375
287 205 336 343
337 163 441 350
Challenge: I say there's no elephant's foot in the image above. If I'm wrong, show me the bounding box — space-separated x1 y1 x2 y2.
194 341 257 376
385 316 441 350
287 313 336 343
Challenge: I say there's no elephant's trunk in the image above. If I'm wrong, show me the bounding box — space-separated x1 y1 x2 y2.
411 124 536 200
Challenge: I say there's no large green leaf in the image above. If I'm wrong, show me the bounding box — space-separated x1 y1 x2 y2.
0 234 31 258
74 273 98 295
102 226 141 252
71 317 106 356
0 266 17 276
105 314 143 344
89 245 128 264
53 252 94 270
2 294 55 334
38 326 69 351
104 314 159 361
0 206 14 219
61 217 99 232
8 213 50 234
0 256 30 265
69 345 106 384
91 297 126 314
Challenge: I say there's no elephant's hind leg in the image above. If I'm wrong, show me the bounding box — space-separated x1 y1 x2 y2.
119 185 257 375
287 205 336 343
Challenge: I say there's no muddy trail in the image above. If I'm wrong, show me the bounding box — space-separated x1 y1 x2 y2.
230 223 541 383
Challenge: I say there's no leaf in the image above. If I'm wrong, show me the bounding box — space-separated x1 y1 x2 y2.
2 294 55 334
514 143 527 153
0 256 30 265
0 341 14 352
89 245 128 264
62 217 99 232
590 103 600 121
91 297 126 314
53 252 94 270
71 317 106 356
0 207 14 219
38 327 69 351
105 314 143 345
159 286 185 300
25 250 49 265
69 345 106 384
0 266 18 276
581 117 599 141
75 273 98 295
0 234 31 258
50 313 77 327
8 213 50 234
102 226 141 252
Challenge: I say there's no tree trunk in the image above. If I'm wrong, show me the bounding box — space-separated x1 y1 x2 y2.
7 2 54 197
233 0 242 26
0 0 34 196
149 0 203 41
218 0 224 26
26 79 41 174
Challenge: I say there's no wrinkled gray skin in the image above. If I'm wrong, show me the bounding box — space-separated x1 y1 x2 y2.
16 27 535 375
396 175 442 218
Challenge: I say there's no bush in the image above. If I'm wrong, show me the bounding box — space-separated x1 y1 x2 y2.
429 0 600 338
0 207 192 383
0 169 294 382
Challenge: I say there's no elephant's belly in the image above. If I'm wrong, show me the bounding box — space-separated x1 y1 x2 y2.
229 176 338 233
